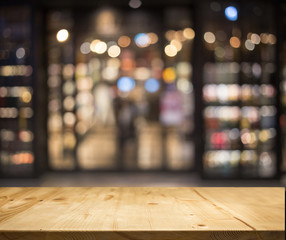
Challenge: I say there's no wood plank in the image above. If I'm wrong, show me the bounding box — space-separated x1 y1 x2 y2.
0 187 284 240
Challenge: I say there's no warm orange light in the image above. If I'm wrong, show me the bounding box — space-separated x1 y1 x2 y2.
170 40 182 51
163 67 176 83
230 36 241 48
147 33 158 44
165 30 176 41
118 36 131 48
183 28 195 40
121 58 135 71
268 34 277 45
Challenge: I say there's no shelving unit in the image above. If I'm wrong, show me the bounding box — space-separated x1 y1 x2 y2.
280 2 286 174
0 5 45 177
0 6 33 177
201 0 279 178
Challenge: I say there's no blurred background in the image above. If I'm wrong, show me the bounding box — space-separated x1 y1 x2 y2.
0 0 286 187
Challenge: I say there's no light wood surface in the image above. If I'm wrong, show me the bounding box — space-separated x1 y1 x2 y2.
0 187 284 240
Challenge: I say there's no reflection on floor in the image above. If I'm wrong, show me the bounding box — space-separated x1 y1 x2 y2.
0 172 284 187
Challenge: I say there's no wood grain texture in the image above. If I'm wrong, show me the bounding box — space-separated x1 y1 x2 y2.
0 187 284 240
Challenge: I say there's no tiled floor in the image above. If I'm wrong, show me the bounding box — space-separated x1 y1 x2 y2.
0 172 285 187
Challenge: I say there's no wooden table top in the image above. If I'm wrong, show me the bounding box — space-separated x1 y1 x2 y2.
0 187 284 240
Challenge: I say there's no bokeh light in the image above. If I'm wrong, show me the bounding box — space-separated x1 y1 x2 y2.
225 6 238 21
183 28 195 40
16 48 25 59
165 30 176 41
230 36 241 48
108 45 121 58
268 34 277 45
117 76 135 92
90 39 100 52
177 78 193 94
63 132 76 148
63 81 76 95
63 64 74 78
145 78 160 93
63 96 75 111
204 32 216 44
164 44 177 57
56 29 69 42
134 33 150 48
80 42 91 54
20 90 32 103
214 47 225 58
20 107 33 118
107 58 121 68
260 33 268 44
176 62 192 77
251 33 260 45
163 67 176 83
102 66 118 82
134 67 151 81
170 40 182 51
147 33 159 44
93 41 107 54
245 40 255 51
118 36 131 48
19 130 34 142
129 0 142 8
174 30 185 41
105 42 116 50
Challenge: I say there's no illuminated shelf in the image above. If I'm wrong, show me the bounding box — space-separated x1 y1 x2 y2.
0 8 33 176
201 0 278 178
0 5 45 177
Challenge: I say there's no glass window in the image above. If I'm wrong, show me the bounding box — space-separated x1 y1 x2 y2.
47 6 195 171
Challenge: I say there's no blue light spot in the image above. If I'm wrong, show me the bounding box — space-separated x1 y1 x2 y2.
134 33 150 47
145 78 160 93
225 6 238 21
117 77 135 92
